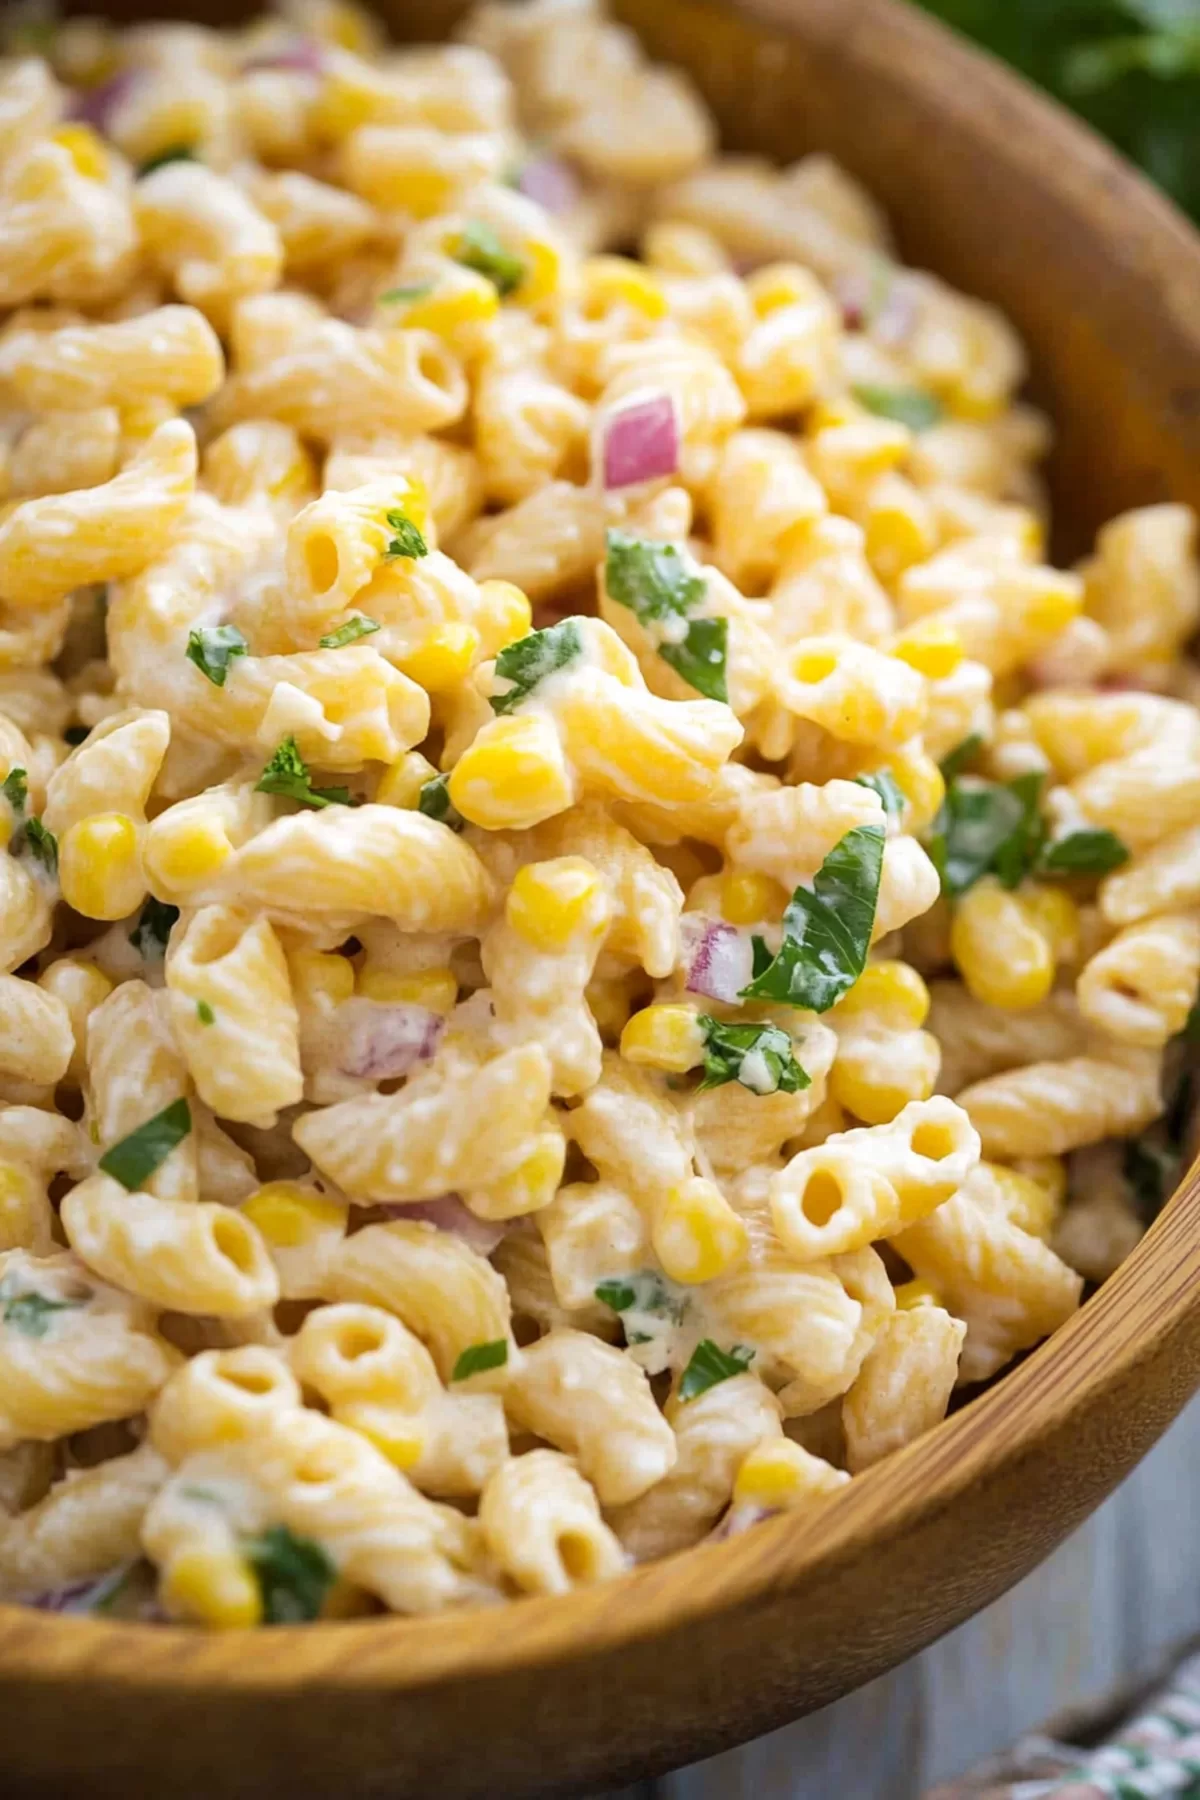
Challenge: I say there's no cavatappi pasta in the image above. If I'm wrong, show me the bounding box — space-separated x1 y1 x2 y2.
0 0 1196 1629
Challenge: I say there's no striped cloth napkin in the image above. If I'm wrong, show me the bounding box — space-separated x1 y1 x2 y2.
926 1649 1200 1799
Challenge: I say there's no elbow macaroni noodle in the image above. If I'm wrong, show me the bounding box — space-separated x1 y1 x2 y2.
0 0 1194 1624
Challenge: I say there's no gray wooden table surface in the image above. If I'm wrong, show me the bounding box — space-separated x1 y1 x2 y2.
599 1394 1200 1799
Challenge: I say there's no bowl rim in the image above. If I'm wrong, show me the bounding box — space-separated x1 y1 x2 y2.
5 0 1200 1702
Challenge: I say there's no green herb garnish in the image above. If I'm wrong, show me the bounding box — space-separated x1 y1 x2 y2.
1 767 27 815
853 769 906 821
490 618 584 715
740 824 885 1012
319 615 380 649
2 1288 82 1338
604 529 728 703
852 383 943 431
451 1339 509 1381
138 145 197 176
939 732 986 782
383 512 428 561
678 1339 755 1403
22 817 57 877
452 221 527 297
255 737 354 810
379 282 435 304
1124 1134 1180 1226
416 772 464 833
244 1525 335 1625
1036 828 1130 877
595 1272 681 1318
697 1017 811 1096
129 897 180 960
98 1097 192 1192
186 624 248 688
196 1000 215 1025
928 772 1045 897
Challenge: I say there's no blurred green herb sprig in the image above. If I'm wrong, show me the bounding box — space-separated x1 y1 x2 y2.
913 0 1200 222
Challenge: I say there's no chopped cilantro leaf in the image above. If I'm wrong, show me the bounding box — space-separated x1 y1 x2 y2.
1037 828 1130 877
319 615 380 649
854 769 906 821
98 1097 192 1192
2 1289 81 1338
22 817 57 878
417 773 464 833
928 772 1045 897
1 767 27 815
939 733 986 782
451 1339 508 1381
244 1525 335 1625
138 145 196 176
490 617 584 714
383 512 428 561
186 624 248 688
697 1017 810 1095
852 382 943 431
255 737 354 810
379 282 434 304
604 529 727 702
679 1339 755 1402
452 221 526 297
196 1000 215 1025
740 824 885 1012
129 897 180 960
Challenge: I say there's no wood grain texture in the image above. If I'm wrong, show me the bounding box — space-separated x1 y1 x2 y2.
657 1395 1200 1798
6 3 1200 1796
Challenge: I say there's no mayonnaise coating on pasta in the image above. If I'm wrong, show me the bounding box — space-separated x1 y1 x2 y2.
0 0 1196 1627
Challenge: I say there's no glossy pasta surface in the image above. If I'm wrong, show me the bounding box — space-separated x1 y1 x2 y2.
0 0 1196 1629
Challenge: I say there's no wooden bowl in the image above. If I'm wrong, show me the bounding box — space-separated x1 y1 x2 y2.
6 3 1200 1795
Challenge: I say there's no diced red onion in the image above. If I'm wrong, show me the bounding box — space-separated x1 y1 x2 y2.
241 37 326 75
516 154 580 216
28 1561 162 1619
379 1194 508 1257
336 998 443 1081
599 392 680 491
681 915 755 1005
67 67 139 130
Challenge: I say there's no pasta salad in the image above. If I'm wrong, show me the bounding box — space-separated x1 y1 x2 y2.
0 0 1197 1629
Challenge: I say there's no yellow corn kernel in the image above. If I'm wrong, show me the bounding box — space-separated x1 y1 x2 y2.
309 70 377 140
982 1162 1062 1240
581 255 667 320
480 1133 566 1217
144 815 232 890
380 473 430 543
830 1036 939 1126
326 0 375 50
894 1278 941 1311
398 621 480 693
746 262 816 316
375 749 439 810
336 1401 424 1471
288 948 355 1010
241 1181 347 1248
619 1003 705 1074
474 580 533 657
448 713 574 831
51 123 108 181
653 1177 748 1285
1027 572 1084 637
513 239 561 307
889 620 964 681
162 1549 262 1631
1019 883 1080 963
835 960 930 1029
383 168 456 219
883 746 945 837
733 1440 820 1510
402 278 500 335
0 815 11 853
358 966 458 1013
506 855 602 951
720 869 789 926
59 812 144 921
950 879 1055 1010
